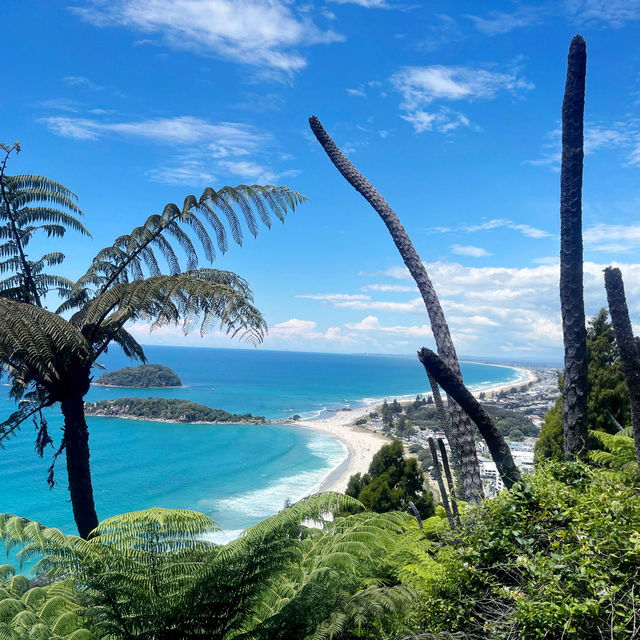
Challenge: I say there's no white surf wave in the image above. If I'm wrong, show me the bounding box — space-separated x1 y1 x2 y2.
214 435 347 519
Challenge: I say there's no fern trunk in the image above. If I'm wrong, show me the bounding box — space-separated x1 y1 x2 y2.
427 437 455 529
60 394 99 539
418 348 522 489
309 115 483 504
427 371 464 497
560 35 589 460
604 267 640 478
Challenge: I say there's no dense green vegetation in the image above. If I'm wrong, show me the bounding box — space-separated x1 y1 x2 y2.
378 398 537 442
3 463 639 639
408 463 640 638
536 309 630 461
85 397 266 423
346 440 435 519
95 364 182 388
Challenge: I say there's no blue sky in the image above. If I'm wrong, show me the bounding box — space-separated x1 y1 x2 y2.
3 0 640 360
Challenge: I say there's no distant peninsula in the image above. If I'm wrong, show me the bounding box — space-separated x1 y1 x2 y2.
85 397 266 424
95 364 182 388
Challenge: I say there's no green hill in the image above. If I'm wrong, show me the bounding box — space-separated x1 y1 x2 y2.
95 364 182 388
85 397 266 424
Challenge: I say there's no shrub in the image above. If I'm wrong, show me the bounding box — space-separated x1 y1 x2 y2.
412 463 640 639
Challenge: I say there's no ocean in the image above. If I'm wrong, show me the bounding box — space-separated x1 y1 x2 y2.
0 346 525 541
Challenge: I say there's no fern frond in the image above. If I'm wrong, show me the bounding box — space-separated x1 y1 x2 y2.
68 184 306 307
74 270 267 346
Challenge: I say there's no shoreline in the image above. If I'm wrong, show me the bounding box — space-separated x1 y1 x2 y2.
93 384 185 389
296 365 538 494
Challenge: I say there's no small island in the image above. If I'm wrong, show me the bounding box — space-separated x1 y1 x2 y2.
85 397 266 424
95 364 182 388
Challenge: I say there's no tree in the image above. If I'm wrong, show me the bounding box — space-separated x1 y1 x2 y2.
0 142 90 306
0 165 306 537
604 266 640 478
559 35 589 460
1 495 413 640
536 310 630 461
381 399 393 430
346 440 435 519
417 348 522 489
309 115 483 503
391 398 402 415
586 309 629 432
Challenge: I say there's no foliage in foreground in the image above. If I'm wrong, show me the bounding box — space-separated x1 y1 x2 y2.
3 463 639 639
0 565 93 639
1 493 417 640
412 463 640 639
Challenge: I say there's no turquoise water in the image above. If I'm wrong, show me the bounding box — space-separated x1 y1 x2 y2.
0 347 524 540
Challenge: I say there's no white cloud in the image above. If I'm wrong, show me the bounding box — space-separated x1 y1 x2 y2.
70 0 343 76
147 161 216 186
328 0 393 7
465 8 545 35
42 115 295 186
584 224 640 253
451 244 492 257
391 64 533 133
432 217 552 239
400 108 471 134
340 259 640 355
130 257 640 356
43 115 265 147
565 0 640 26
528 122 640 170
267 318 356 346
345 315 432 337
361 283 414 292
392 65 533 107
297 293 371 303
63 75 103 90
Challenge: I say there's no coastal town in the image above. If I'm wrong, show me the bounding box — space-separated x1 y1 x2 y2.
340 366 560 496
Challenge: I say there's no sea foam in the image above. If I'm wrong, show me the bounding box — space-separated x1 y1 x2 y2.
213 435 347 519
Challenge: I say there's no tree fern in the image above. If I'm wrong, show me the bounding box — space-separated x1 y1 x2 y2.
1 494 416 639
0 143 89 306
0 158 307 537
590 428 639 483
0 564 94 639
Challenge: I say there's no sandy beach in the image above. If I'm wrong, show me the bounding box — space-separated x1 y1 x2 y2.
296 365 538 494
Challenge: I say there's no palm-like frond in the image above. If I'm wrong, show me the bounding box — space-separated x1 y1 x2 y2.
0 299 91 399
74 269 267 350
65 185 306 311
589 428 638 482
0 494 413 640
0 159 89 306
0 564 94 639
